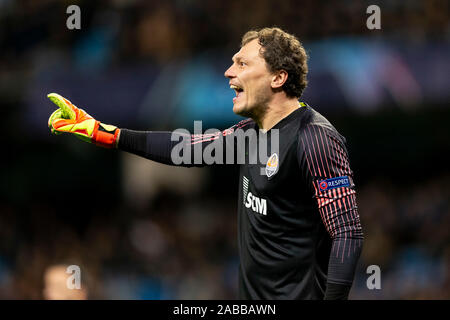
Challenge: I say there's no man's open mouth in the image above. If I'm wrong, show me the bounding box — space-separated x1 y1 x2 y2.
230 84 244 97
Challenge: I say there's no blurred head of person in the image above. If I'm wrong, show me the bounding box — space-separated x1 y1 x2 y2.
43 264 88 300
224 27 308 123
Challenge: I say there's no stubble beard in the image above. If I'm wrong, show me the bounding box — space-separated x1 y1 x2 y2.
234 90 271 123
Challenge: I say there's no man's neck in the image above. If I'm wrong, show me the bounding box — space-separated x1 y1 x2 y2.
255 98 301 132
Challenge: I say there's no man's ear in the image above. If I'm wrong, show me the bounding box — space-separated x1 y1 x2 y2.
271 70 288 89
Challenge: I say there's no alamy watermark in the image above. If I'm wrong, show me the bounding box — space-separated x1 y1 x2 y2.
170 121 279 176
65 5 380 32
366 265 381 290
366 5 381 30
66 265 81 289
66 5 81 30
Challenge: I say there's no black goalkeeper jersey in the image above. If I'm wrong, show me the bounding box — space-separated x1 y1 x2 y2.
118 103 363 300
234 104 363 299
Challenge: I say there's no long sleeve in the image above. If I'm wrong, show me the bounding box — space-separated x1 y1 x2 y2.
117 119 254 167
298 124 363 299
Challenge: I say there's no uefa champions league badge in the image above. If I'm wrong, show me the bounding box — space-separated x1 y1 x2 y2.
265 153 279 178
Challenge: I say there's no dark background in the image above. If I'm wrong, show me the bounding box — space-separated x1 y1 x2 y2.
0 0 449 299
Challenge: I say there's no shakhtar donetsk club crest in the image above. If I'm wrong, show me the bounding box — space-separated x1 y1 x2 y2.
265 153 279 178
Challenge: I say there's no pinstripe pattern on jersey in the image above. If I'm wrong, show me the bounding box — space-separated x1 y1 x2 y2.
300 124 363 263
190 119 253 145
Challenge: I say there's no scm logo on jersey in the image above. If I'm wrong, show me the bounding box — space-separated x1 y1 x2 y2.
245 192 267 215
243 176 267 215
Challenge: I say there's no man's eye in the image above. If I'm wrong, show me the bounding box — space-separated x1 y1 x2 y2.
240 62 246 67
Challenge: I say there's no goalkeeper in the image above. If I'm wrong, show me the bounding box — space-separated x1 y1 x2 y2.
48 27 363 300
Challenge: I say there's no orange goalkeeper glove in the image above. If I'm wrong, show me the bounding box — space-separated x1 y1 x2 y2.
47 93 120 148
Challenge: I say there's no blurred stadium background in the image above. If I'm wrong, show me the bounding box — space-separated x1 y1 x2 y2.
0 0 449 299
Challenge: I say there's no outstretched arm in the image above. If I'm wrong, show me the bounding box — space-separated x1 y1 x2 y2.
118 119 253 167
117 129 222 167
48 93 252 167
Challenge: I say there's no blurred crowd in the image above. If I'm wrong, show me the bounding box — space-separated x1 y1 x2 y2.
1 0 449 125
352 174 450 299
0 167 448 299
0 178 239 299
1 0 448 69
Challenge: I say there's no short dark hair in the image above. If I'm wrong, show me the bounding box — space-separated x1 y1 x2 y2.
241 27 308 98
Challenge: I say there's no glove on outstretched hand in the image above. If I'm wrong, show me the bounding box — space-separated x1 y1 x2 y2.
47 93 120 148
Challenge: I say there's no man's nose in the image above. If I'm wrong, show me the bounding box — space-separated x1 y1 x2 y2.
224 65 235 79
